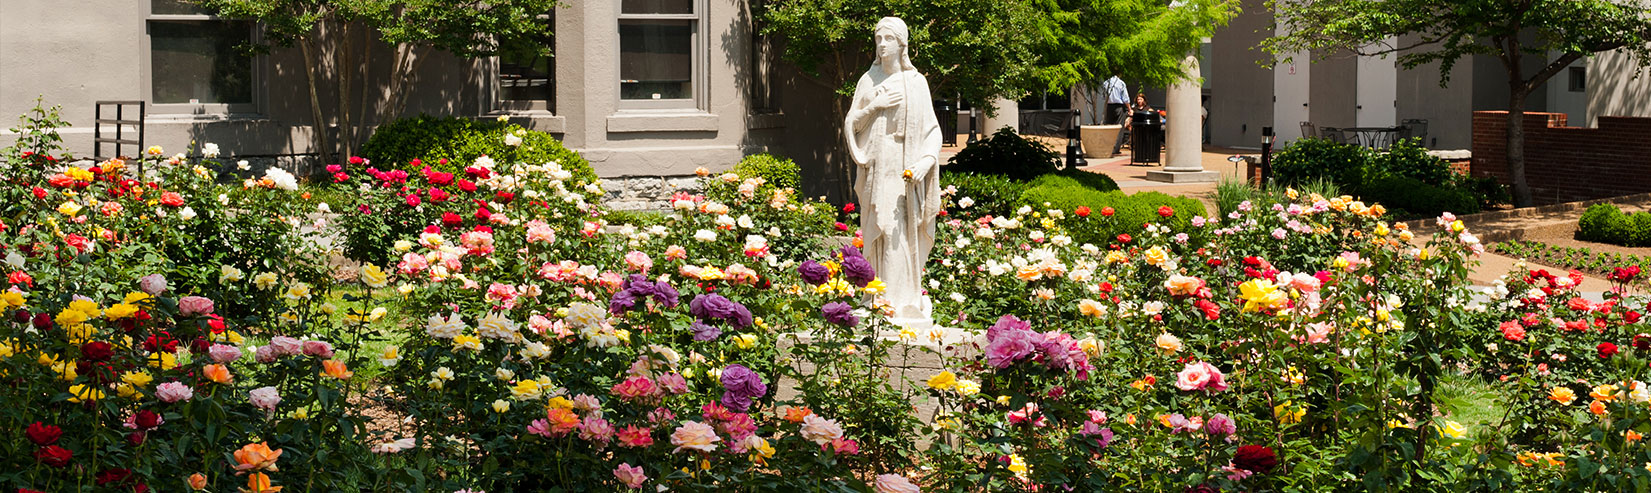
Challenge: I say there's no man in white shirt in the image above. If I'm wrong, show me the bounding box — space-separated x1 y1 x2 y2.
1102 74 1129 125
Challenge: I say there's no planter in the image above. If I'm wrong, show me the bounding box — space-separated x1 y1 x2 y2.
1080 125 1122 159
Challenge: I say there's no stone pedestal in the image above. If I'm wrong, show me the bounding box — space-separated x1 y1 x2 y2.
1148 54 1220 184
980 97 1019 135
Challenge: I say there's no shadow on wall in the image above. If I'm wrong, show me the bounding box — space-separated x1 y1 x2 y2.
1588 49 1651 127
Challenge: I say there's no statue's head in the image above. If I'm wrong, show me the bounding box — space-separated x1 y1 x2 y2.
873 17 915 72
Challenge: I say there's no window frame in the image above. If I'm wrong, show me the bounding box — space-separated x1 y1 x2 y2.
494 11 557 113
142 3 262 115
615 0 707 111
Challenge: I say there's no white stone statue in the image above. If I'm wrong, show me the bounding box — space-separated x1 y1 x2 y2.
844 16 942 324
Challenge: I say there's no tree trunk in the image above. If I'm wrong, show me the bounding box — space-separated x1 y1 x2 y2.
1505 90 1533 207
337 21 356 161
299 39 334 166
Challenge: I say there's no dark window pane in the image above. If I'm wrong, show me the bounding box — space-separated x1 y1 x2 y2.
622 0 692 14
152 0 209 15
151 20 253 104
500 35 553 101
619 20 692 100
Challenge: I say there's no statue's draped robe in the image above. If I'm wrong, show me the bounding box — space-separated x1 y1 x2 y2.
845 67 943 320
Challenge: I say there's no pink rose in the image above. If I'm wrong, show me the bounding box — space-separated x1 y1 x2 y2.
178 296 215 316
985 329 1037 369
799 414 844 445
301 340 334 358
208 344 242 363
875 474 921 493
138 274 167 295
1175 362 1212 391
656 373 689 395
624 251 653 273
398 251 429 274
669 420 721 453
156 381 194 403
614 463 648 489
249 386 281 411
268 336 302 357
254 345 278 363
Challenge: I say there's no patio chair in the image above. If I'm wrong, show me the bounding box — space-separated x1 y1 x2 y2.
1320 127 1345 144
1400 119 1428 146
1300 121 1318 139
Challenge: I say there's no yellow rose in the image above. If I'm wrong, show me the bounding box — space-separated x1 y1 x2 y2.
57 201 84 217
1438 420 1467 439
734 334 759 349
954 379 981 396
105 303 139 320
360 265 389 288
927 371 958 391
67 383 105 403
148 352 178 370
0 291 25 308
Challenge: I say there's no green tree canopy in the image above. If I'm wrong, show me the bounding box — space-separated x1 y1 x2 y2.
1262 0 1651 207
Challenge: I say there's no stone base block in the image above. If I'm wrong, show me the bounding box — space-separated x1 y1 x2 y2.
1144 169 1221 183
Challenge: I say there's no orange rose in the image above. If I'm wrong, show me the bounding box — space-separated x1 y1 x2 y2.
784 406 814 424
1590 400 1608 416
242 472 283 492
187 473 208 490
203 364 233 385
232 442 282 473
1629 430 1643 442
1015 265 1043 282
321 360 353 380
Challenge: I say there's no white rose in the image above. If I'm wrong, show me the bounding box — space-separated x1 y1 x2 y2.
201 143 220 158
694 230 717 242
958 197 975 209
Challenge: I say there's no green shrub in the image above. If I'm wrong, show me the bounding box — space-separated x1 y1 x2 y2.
733 153 801 190
1051 167 1119 192
360 115 596 184
945 127 1059 180
941 172 1031 218
1576 204 1651 247
1020 184 1205 245
1271 138 1369 187
1360 176 1480 217
1371 137 1451 184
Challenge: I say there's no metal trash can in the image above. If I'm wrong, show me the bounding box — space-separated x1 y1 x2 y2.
1130 110 1162 164
933 100 958 146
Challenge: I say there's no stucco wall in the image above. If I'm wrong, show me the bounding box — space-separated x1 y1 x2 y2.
1394 34 1474 149
1206 0 1273 149
1587 45 1651 127
1307 50 1358 129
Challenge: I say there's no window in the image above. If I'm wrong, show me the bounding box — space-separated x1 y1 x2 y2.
1568 66 1587 92
618 0 703 109
147 0 256 112
498 13 555 111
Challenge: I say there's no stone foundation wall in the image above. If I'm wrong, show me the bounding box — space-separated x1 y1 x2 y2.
601 175 702 211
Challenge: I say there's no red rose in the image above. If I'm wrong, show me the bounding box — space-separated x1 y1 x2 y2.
26 422 61 446
457 179 477 192
1116 234 1132 244
332 172 350 183
495 191 515 204
843 203 856 213
127 431 146 446
1233 444 1278 473
64 234 91 254
12 309 29 324
1100 206 1115 217
1636 334 1651 352
80 341 114 362
442 212 463 228
405 193 422 207
349 156 366 165
1499 321 1526 342
96 468 132 486
32 313 53 331
8 270 32 287
1075 206 1091 217
34 445 72 468
1194 299 1221 321
159 192 185 207
1157 205 1174 217
1599 342 1620 359
834 222 849 232
32 186 47 199
134 410 163 430
1628 311 1643 324
143 332 179 353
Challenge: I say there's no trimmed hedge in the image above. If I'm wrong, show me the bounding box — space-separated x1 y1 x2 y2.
1578 204 1651 247
1359 176 1480 217
705 153 804 203
1021 179 1205 246
945 127 1060 180
942 172 1031 219
361 115 597 184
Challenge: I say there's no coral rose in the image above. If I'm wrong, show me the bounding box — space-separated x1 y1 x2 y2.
232 442 283 472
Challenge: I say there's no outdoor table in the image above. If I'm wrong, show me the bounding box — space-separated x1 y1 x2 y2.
1339 126 1403 148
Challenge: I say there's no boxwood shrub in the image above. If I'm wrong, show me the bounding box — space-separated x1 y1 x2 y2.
361 115 597 184
1359 176 1480 217
1020 179 1205 246
1577 204 1651 247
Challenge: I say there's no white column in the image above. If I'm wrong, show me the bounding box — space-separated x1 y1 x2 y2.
1164 55 1203 171
979 97 1019 135
1147 55 1220 183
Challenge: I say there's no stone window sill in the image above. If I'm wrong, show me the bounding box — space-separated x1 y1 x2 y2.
489 111 566 133
607 111 719 133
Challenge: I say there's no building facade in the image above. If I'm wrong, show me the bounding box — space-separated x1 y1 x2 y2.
0 0 830 192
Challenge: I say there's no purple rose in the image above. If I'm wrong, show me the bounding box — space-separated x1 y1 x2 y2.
1205 413 1236 438
608 290 639 315
798 261 830 285
690 322 722 341
987 315 1032 342
839 245 864 258
840 255 875 287
727 303 753 329
721 364 768 399
1095 427 1114 448
721 393 754 412
691 294 737 320
985 328 1037 369
821 302 859 327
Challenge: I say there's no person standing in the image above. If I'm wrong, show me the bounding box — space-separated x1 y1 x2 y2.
1102 74 1129 125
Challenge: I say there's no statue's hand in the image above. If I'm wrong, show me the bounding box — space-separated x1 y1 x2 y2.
869 87 904 112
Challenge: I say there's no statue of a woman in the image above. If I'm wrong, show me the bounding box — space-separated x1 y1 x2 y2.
844 17 942 323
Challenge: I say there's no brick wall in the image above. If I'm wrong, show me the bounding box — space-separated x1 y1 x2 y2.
1472 111 1651 205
